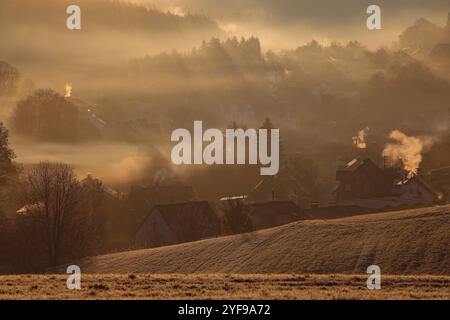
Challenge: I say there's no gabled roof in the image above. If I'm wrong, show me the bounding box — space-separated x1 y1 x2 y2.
345 158 362 170
248 175 311 202
220 195 248 201
16 202 43 216
149 201 221 243
340 158 377 172
396 175 442 199
81 174 123 199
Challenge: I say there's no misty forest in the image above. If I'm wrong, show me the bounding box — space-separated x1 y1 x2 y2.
1 0 450 273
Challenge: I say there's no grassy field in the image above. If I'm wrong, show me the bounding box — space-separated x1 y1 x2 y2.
3 206 450 300
1 274 449 300
70 205 450 275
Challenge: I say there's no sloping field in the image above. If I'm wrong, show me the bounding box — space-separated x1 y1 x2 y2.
75 205 450 275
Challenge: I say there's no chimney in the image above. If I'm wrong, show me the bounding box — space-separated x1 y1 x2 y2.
416 166 422 177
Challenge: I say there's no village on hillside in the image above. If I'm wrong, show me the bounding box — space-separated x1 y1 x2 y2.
2 81 450 273
10 128 447 256
1 2 450 294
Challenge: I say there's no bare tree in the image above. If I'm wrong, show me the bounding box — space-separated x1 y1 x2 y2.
25 162 88 267
221 199 252 234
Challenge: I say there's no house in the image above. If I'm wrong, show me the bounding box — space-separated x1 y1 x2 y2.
336 158 398 202
135 201 221 248
392 176 443 206
81 174 124 200
335 157 442 209
127 185 194 229
247 175 311 206
249 201 306 230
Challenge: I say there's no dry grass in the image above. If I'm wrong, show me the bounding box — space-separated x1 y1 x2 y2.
1 274 449 300
71 205 450 275
4 206 449 300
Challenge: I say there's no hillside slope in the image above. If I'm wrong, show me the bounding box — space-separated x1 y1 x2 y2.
75 205 450 275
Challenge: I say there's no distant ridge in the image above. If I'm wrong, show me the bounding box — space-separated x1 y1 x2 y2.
0 0 224 69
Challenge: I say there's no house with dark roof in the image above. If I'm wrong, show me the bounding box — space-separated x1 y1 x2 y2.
249 201 306 230
335 158 398 201
392 176 443 206
335 158 442 209
135 201 221 248
127 185 194 230
247 175 311 205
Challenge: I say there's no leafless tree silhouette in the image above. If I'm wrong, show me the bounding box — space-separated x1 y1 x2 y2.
25 162 88 267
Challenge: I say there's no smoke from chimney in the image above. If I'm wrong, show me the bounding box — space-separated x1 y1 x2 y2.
65 83 73 98
353 127 369 149
382 130 434 176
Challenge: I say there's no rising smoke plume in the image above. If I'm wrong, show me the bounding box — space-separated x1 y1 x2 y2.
382 130 434 176
65 83 72 98
353 127 369 149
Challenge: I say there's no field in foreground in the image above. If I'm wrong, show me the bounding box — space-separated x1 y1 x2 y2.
72 205 450 275
1 274 449 300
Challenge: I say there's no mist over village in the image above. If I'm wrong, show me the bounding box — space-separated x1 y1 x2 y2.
1 0 450 301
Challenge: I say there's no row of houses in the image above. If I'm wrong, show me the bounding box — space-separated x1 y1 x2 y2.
135 154 445 249
134 199 304 249
15 175 306 250
14 157 445 251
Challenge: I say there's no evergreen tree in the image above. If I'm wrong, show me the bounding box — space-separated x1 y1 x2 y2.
0 123 16 181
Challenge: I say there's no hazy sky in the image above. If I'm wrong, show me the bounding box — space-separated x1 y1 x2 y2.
136 0 450 49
